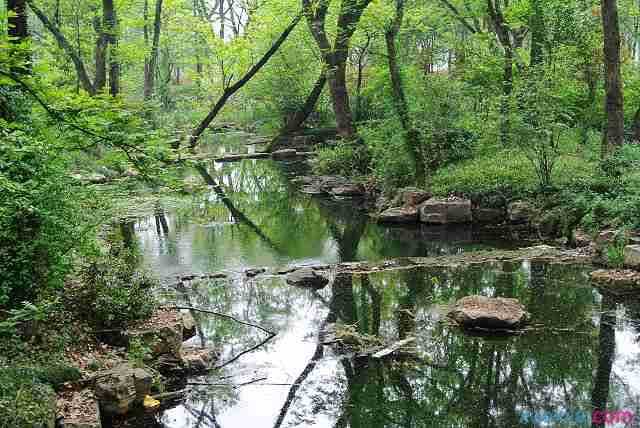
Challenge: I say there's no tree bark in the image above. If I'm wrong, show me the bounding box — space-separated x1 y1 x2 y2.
143 0 163 100
93 15 107 92
27 0 96 95
529 0 545 66
385 0 426 183
188 14 302 149
601 0 625 155
281 69 327 134
7 0 30 73
103 0 120 96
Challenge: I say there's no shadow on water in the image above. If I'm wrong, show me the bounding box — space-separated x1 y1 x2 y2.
117 134 640 427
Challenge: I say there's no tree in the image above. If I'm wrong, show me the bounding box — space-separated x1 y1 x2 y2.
601 0 624 156
302 0 374 141
103 0 119 96
7 0 29 72
385 0 426 183
143 0 163 100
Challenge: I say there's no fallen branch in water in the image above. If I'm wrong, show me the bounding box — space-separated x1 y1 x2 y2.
187 377 268 388
165 305 277 370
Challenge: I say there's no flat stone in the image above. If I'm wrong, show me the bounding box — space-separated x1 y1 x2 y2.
448 295 530 330
93 364 153 416
508 201 536 224
591 269 640 294
377 207 419 223
624 245 640 269
286 268 329 290
330 184 365 197
419 198 472 225
245 267 266 278
271 149 298 160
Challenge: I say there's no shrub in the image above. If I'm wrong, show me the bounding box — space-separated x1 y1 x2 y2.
76 247 158 329
0 368 57 428
314 141 370 178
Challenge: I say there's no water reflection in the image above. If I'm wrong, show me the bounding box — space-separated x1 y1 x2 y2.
121 134 640 427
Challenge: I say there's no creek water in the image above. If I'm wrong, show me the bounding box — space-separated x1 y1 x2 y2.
123 133 640 427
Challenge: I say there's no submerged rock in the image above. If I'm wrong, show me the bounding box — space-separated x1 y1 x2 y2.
93 364 153 416
377 206 419 223
624 245 640 269
286 268 329 290
448 295 530 331
419 198 472 224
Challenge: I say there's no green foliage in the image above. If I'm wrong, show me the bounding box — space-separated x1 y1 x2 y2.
0 124 96 307
76 246 158 329
314 141 371 178
127 337 153 368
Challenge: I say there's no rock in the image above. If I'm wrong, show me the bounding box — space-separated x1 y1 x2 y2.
57 389 101 428
93 364 153 416
448 295 530 331
271 149 298 160
300 185 326 195
86 174 108 185
181 311 197 341
473 208 506 224
399 188 431 207
181 348 218 372
127 312 183 359
245 267 266 278
330 184 365 197
286 268 329 290
377 207 419 223
591 269 640 294
507 201 536 224
624 245 640 269
419 198 472 225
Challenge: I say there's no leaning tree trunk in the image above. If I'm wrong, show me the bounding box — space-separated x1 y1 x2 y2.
143 0 163 100
328 56 357 140
601 0 625 156
385 0 426 184
281 68 327 135
27 0 96 95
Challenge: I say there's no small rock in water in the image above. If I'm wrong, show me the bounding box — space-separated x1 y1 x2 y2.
448 295 530 331
330 184 365 197
286 267 329 290
271 149 298 160
377 206 419 223
245 267 266 278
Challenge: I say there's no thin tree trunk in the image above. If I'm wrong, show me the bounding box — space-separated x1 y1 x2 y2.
601 0 625 155
93 15 107 92
144 0 163 100
281 69 327 135
188 14 302 149
529 0 545 66
27 0 96 95
385 0 426 183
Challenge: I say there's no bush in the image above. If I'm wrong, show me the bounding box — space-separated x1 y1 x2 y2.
0 368 57 428
76 247 158 329
0 125 94 307
314 141 370 178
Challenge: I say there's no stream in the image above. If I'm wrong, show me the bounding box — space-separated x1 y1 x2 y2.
121 133 640 427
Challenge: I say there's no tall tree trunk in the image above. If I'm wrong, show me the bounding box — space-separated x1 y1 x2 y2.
93 15 107 92
103 0 119 96
385 0 426 184
601 0 625 156
27 0 96 95
529 0 545 66
144 0 163 100
500 46 513 146
281 69 327 134
327 58 357 139
7 0 30 73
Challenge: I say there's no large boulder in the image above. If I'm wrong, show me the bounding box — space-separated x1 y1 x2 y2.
377 206 419 224
419 198 472 225
286 268 329 290
473 207 506 224
398 188 431 207
127 310 184 359
93 364 153 416
448 295 530 330
507 201 536 224
624 245 640 269
180 348 218 372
